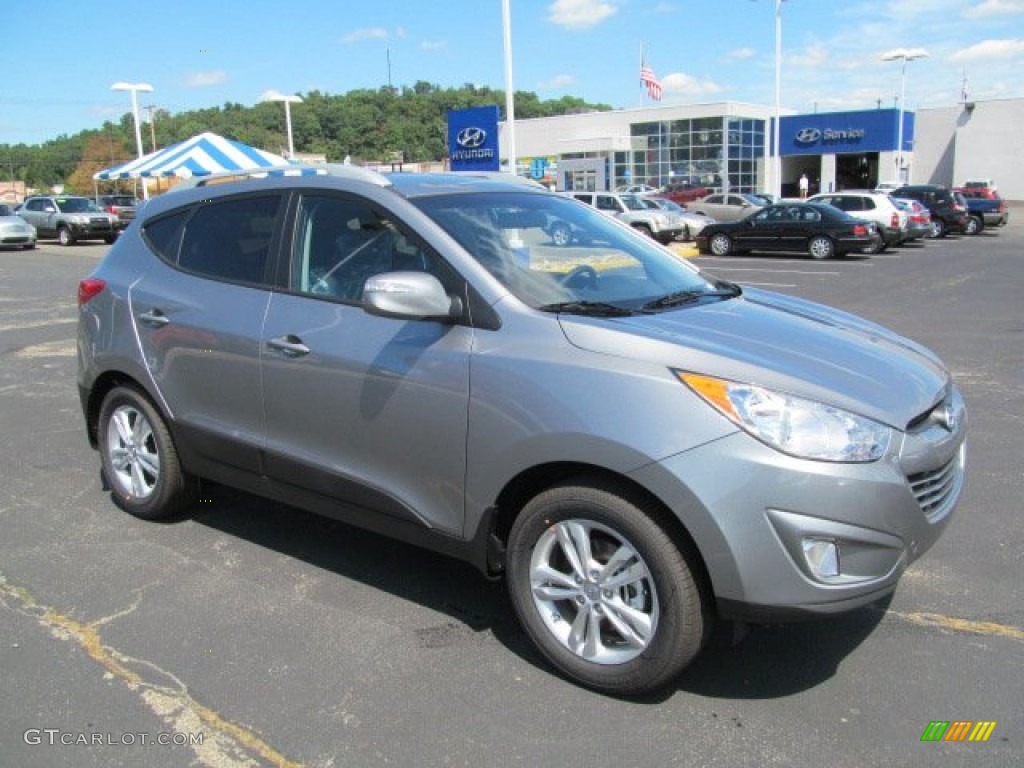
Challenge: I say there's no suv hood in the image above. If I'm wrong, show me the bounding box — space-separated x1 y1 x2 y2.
559 287 948 429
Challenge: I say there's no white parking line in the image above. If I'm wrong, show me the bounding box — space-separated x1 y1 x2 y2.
703 267 842 276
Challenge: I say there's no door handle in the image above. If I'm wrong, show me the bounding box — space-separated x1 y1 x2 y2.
138 309 170 327
267 335 310 357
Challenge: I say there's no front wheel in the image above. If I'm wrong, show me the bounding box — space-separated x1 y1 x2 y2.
808 235 835 260
506 481 707 696
964 216 983 235
932 219 947 238
58 227 75 246
98 386 197 520
709 232 732 256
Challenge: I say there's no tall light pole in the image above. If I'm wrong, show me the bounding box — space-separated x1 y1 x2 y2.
755 0 786 198
880 48 928 184
261 90 303 159
501 0 517 175
772 0 785 199
111 81 154 199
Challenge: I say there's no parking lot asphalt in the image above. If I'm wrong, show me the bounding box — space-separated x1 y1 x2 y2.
1 230 1021 767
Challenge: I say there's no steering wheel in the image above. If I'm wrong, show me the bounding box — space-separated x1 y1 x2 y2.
560 264 599 291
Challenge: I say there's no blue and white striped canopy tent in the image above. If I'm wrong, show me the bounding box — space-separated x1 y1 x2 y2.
93 132 311 180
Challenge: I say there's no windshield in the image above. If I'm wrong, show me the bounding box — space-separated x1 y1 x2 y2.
56 197 99 213
413 191 723 313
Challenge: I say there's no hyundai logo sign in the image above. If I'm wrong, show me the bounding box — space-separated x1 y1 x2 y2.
448 105 499 171
456 126 487 149
795 128 821 145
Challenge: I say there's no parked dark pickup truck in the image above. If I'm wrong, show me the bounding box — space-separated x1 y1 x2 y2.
955 189 1010 234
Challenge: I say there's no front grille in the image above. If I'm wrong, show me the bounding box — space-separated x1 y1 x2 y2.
908 451 963 521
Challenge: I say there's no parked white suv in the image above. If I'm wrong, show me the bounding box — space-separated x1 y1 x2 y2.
568 191 684 243
807 191 908 251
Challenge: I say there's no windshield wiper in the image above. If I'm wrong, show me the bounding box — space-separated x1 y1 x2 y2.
642 284 741 310
538 301 638 317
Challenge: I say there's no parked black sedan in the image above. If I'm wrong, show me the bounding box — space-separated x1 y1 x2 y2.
696 202 881 259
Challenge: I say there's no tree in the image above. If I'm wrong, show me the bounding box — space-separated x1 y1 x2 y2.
66 134 134 195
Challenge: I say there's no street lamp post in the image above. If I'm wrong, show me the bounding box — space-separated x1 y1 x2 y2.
111 81 154 199
880 48 928 184
772 0 784 200
261 90 303 159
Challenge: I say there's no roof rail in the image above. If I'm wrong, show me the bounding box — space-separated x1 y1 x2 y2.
173 164 391 191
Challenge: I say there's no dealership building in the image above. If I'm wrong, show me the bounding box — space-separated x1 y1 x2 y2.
499 97 1024 201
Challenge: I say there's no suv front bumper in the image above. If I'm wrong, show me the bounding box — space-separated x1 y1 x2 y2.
629 401 966 621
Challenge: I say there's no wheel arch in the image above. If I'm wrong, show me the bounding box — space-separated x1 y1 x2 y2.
84 371 160 448
488 462 714 604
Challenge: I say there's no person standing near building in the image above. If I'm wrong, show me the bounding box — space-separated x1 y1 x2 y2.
799 173 809 199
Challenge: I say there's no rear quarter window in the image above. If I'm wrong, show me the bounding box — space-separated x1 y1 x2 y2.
142 211 188 262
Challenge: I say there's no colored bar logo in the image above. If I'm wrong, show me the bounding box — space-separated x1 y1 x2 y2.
921 721 997 742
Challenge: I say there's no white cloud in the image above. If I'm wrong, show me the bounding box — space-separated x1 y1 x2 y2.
342 28 389 43
787 43 829 69
185 71 226 87
662 72 724 98
964 0 1024 18
726 47 756 61
421 40 447 51
547 0 618 29
539 74 577 89
952 38 1024 61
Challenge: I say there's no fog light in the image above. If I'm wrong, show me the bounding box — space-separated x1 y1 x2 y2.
802 537 840 579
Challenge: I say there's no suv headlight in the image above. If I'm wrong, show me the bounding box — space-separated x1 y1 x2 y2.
677 371 891 462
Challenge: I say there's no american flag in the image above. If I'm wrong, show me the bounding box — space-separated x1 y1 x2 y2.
641 61 663 101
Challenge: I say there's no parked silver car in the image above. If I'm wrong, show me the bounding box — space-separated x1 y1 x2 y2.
77 167 966 696
0 203 37 249
691 192 766 222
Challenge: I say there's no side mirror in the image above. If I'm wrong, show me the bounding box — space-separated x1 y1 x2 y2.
362 271 461 321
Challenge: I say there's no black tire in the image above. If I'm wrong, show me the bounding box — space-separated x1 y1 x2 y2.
868 238 887 255
709 232 732 256
104 234 117 244
58 227 75 246
808 235 835 260
932 218 947 238
964 216 983 236
97 386 197 520
550 222 573 247
23 242 36 250
633 223 654 239
506 480 708 696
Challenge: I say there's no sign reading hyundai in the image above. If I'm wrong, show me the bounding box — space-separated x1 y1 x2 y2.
448 106 500 172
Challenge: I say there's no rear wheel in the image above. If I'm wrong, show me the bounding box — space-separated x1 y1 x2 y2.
964 216 983 235
506 481 707 696
633 223 654 239
550 222 573 247
808 235 835 260
932 218 947 238
98 386 197 520
709 233 732 256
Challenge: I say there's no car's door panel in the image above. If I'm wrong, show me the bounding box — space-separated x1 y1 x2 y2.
260 193 472 535
131 194 283 474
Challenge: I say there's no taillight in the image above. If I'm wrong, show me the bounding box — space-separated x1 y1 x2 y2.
891 212 900 228
105 206 116 214
78 278 106 306
853 224 868 236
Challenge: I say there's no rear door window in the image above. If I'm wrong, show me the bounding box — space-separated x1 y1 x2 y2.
177 195 283 285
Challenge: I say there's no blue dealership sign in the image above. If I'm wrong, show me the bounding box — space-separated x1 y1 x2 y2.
448 106 500 172
779 108 909 156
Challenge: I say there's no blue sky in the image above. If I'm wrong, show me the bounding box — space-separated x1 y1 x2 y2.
3 0 1023 146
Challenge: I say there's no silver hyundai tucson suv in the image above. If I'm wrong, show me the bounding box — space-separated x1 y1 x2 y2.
77 166 967 696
